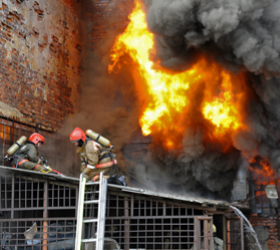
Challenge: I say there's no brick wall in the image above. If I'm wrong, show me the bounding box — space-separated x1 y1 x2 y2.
0 0 135 130
0 0 83 130
249 214 280 249
83 0 135 50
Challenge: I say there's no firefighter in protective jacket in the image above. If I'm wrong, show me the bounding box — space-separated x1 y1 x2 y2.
70 127 115 181
10 133 46 172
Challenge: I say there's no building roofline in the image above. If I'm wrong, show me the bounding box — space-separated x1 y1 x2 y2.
107 183 247 212
0 165 249 212
0 165 79 184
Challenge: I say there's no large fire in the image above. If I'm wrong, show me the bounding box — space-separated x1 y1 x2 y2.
109 0 245 149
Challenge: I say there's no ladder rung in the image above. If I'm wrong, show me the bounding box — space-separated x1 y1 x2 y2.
83 219 98 223
81 238 97 243
84 200 99 204
84 191 99 194
86 182 99 185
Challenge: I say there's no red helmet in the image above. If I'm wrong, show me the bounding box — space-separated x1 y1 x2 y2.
29 133 45 145
70 127 86 142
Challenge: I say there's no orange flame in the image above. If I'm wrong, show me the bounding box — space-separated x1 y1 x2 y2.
109 0 244 149
202 72 241 133
249 157 276 183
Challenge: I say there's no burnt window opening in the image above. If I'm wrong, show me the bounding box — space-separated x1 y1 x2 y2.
248 156 280 214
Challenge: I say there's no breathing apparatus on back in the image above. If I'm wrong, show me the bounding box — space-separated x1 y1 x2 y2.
85 129 114 149
4 135 27 160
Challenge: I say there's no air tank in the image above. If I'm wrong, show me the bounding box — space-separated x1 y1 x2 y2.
85 129 111 148
7 135 27 156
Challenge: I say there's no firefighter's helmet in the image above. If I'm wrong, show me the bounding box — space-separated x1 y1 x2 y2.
208 223 216 233
70 127 86 142
29 133 45 145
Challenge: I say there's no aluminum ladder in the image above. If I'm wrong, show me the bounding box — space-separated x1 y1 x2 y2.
75 171 108 250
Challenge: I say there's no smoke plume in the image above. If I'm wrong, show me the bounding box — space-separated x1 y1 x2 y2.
143 0 280 74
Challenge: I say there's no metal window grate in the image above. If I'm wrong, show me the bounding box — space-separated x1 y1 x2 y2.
48 182 77 208
0 169 78 249
102 190 200 250
0 173 13 209
0 219 76 249
14 175 45 209
0 173 78 213
0 117 35 167
226 218 244 250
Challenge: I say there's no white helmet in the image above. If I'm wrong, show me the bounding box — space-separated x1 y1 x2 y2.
208 223 217 233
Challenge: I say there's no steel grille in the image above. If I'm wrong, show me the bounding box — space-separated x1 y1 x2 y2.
0 172 78 213
105 217 195 249
14 175 45 209
48 182 77 208
226 218 244 250
0 169 78 249
0 218 76 249
0 174 13 209
102 191 198 250
0 117 35 167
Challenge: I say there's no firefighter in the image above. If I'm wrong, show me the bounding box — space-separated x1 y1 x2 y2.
70 127 115 181
191 223 223 250
10 133 46 172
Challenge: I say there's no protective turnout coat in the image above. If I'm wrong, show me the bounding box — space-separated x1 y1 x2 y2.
11 142 44 172
77 138 114 180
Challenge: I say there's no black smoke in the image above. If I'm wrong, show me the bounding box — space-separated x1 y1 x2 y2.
143 0 280 74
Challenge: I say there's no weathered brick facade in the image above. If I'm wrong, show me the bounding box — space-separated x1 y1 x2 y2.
0 0 135 130
249 214 279 249
83 0 135 50
0 0 82 130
